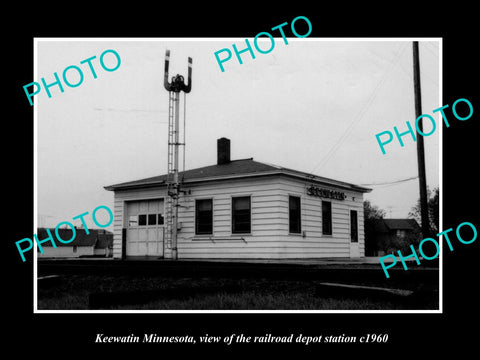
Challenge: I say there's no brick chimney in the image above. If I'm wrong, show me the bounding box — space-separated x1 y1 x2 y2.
217 137 230 165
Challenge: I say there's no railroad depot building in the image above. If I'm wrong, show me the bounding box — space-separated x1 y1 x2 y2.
104 138 371 260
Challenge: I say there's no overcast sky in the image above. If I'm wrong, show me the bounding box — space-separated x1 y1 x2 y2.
36 38 440 230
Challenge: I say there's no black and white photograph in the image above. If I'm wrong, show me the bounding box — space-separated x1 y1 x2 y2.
6 5 479 356
33 38 440 312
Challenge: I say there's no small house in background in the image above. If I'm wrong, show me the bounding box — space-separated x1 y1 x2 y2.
95 230 114 257
368 218 421 256
36 228 113 258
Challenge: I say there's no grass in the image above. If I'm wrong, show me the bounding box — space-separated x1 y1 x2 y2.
111 292 406 311
37 275 438 310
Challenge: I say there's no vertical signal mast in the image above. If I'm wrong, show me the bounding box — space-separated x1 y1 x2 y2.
164 49 192 260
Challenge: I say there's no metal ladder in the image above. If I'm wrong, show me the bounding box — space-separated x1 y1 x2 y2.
165 91 177 250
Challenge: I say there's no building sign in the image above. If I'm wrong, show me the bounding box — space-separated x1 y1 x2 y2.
306 185 346 200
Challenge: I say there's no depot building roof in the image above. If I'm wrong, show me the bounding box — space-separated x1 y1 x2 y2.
104 157 371 193
105 137 371 193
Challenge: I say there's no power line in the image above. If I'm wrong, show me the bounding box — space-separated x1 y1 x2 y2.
360 175 418 187
422 42 439 59
309 42 409 175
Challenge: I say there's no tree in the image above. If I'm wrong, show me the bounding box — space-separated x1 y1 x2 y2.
364 200 387 220
385 226 421 254
409 187 439 235
364 200 386 256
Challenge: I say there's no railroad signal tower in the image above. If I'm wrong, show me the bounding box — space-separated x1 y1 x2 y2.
163 49 192 260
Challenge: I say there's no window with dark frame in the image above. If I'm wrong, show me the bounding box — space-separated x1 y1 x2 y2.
148 214 157 226
195 199 213 235
289 196 301 234
322 201 332 235
158 214 164 225
350 210 358 242
232 196 251 234
129 200 165 227
138 214 147 226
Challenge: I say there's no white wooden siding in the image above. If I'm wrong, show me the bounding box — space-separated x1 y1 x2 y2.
111 175 366 259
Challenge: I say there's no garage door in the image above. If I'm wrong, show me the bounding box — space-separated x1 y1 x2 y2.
126 199 165 257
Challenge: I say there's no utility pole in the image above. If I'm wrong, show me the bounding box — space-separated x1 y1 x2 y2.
413 41 430 238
